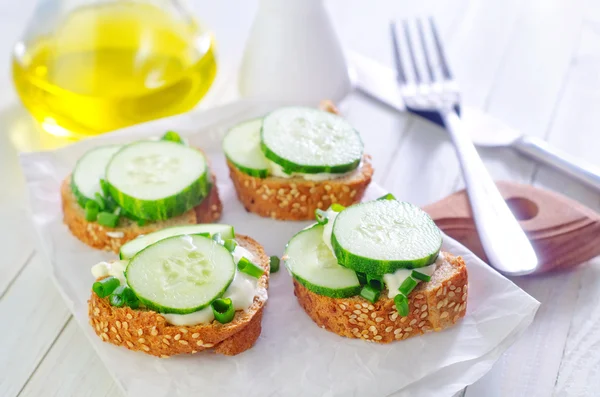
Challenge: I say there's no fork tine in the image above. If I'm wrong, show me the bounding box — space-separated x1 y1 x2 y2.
416 18 435 82
401 20 421 84
428 16 452 79
389 21 407 84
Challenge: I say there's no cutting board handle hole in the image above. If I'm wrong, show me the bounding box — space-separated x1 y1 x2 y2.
505 197 538 221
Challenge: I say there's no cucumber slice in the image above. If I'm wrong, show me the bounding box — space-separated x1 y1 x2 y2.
261 107 363 174
71 145 122 207
223 119 270 178
126 234 235 314
285 224 361 298
332 200 442 274
106 141 210 221
119 224 235 259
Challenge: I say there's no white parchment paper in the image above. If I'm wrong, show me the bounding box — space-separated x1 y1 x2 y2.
20 100 539 397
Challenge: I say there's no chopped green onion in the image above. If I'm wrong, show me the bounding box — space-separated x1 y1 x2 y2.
399 276 418 296
162 130 184 143
94 193 106 210
377 193 396 201
411 270 431 282
109 285 140 308
315 209 329 225
360 285 381 303
367 274 383 291
113 206 122 216
92 276 120 298
97 211 119 228
223 239 237 252
85 200 99 222
104 197 118 212
356 272 367 285
211 298 235 324
237 257 264 278
110 294 125 307
394 293 409 316
212 232 223 244
99 178 110 197
269 256 280 273
331 203 346 212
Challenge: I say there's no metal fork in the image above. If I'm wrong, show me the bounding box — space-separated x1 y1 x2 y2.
390 18 538 276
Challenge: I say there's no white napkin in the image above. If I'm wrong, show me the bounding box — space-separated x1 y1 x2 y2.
20 100 539 397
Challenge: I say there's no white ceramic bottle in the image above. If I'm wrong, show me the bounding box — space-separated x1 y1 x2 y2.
238 0 351 103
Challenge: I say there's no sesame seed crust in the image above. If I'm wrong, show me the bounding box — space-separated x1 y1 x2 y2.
88 235 269 357
62 172 222 253
292 253 468 343
226 155 374 221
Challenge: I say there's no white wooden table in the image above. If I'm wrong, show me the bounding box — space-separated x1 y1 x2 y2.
2 1 600 396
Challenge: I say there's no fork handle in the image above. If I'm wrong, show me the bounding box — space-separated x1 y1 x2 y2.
442 110 538 275
513 135 600 191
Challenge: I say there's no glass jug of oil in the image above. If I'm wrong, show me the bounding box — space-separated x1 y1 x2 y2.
12 0 217 138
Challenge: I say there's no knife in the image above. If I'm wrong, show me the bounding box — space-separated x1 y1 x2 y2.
348 51 600 192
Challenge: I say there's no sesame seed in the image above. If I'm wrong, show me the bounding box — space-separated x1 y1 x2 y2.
179 340 189 345
448 302 456 308
127 341 134 348
164 335 171 339
354 304 362 310
353 310 361 315
394 328 403 335
421 305 428 312
375 317 384 323
415 294 424 299
369 325 377 332
361 330 369 336
436 289 443 297
138 338 145 343
179 328 188 334
141 345 150 352
300 195 307 202
400 317 407 323
413 309 419 315
309 187 317 194
349 319 358 324
126 313 133 320
321 194 329 201
443 287 447 295
361 308 369 313
404 327 413 332
390 312 399 321
116 321 121 329
125 331 132 338
191 350 197 354
204 343 214 348
352 328 359 333
361 303 368 308
339 304 347 310
441 311 449 319
163 339 170 345
350 190 357 197
137 329 143 336
350 314 357 319
161 354 170 358
395 333 403 339
93 308 100 316
456 287 462 293
449 291 456 298
115 334 122 342
110 327 117 333
374 335 383 341
385 326 393 333
344 311 351 317
151 327 158 336
462 293 468 301
174 334 181 340
196 340 204 346
437 301 444 309
420 312 428 319
357 317 365 322
360 313 368 319
100 333 108 341
262 194 268 200
409 319 417 326
449 285 456 291
103 327 108 333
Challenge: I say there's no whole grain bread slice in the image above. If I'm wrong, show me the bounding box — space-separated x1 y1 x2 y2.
61 174 222 253
293 252 468 342
88 235 269 357
228 156 374 221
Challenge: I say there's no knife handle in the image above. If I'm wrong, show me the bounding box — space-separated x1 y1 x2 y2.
514 135 600 192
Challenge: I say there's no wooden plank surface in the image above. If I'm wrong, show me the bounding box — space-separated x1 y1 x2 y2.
0 0 599 396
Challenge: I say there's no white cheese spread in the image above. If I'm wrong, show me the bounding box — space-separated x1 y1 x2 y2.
268 160 354 181
383 252 445 298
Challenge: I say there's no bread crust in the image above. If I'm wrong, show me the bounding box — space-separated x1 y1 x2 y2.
227 156 374 221
62 175 222 253
88 235 269 357
293 253 468 342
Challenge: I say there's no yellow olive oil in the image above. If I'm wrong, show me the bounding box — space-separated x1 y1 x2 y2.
12 2 217 138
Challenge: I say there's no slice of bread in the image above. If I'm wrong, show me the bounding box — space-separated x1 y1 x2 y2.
88 235 269 357
61 175 222 253
292 252 468 342
227 156 374 221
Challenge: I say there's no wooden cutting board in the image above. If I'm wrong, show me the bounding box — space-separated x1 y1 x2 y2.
423 181 600 273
